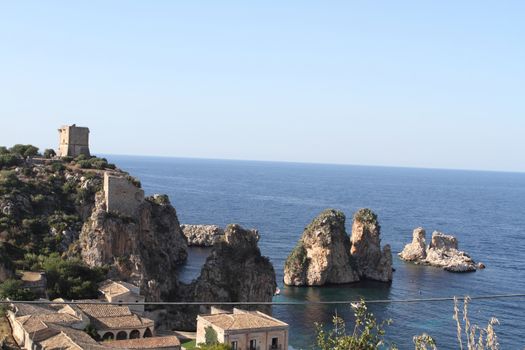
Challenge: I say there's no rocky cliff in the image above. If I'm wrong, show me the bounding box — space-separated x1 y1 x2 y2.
284 209 359 286
80 192 188 299
153 224 276 330
284 208 392 286
181 224 224 246
191 224 276 305
399 228 481 272
350 208 393 282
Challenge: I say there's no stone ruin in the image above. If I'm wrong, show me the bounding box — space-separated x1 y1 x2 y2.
58 124 90 157
103 172 144 217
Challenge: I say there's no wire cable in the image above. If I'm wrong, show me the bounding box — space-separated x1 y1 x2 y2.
2 293 525 306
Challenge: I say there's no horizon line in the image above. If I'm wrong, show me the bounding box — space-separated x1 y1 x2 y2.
96 152 525 175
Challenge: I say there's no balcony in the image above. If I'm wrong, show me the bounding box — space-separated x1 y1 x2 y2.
269 345 282 350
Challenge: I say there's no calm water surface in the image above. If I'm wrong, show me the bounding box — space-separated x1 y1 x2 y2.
106 155 525 349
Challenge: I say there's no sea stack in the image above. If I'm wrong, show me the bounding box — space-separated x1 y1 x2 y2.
350 208 393 282
283 209 359 286
283 208 393 286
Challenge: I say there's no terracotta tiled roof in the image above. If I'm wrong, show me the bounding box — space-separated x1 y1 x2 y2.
200 311 288 331
15 302 56 316
47 323 100 345
101 336 181 349
39 332 83 350
91 314 154 330
74 300 153 330
18 312 81 333
99 280 140 297
77 301 133 318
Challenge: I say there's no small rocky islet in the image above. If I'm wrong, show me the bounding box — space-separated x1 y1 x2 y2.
399 227 485 272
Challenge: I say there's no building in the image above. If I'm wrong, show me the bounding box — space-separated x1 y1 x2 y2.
196 309 289 350
103 172 144 217
75 301 154 341
7 297 181 350
58 124 90 158
19 271 47 297
7 302 90 349
99 280 146 314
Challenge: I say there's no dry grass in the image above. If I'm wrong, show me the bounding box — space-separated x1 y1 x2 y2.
453 296 499 350
415 297 499 350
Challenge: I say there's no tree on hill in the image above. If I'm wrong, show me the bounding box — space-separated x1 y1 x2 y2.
0 279 35 301
43 149 56 159
9 144 39 159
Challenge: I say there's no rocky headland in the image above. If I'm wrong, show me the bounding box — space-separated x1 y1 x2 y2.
0 145 276 332
181 224 224 246
283 208 392 286
399 227 483 272
80 192 188 300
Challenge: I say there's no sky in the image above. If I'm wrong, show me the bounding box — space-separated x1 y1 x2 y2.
0 1 524 172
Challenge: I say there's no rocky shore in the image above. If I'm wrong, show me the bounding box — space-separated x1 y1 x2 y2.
180 224 224 246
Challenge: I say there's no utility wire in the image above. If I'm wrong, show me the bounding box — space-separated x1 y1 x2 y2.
2 293 525 306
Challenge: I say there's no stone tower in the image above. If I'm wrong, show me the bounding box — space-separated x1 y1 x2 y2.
58 124 90 157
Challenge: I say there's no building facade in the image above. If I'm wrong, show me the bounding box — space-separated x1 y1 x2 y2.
196 309 289 350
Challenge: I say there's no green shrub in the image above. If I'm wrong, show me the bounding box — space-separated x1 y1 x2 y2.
51 161 65 172
0 154 21 168
126 175 141 188
0 171 21 189
204 326 218 345
315 300 396 350
0 147 8 155
84 324 101 341
9 144 39 159
43 149 56 159
61 156 74 163
74 154 89 162
22 253 107 299
77 160 92 169
354 208 378 224
21 218 48 236
0 279 35 301
61 181 77 194
284 241 308 274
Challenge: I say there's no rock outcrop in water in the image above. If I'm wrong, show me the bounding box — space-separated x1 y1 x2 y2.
191 224 276 305
80 192 188 299
156 224 277 330
181 224 224 246
284 209 359 286
399 228 481 272
350 208 393 282
283 208 392 286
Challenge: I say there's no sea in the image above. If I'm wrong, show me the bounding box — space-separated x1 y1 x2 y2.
106 155 525 349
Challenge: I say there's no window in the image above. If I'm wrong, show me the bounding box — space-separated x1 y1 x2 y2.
231 340 238 350
249 339 257 350
271 337 279 349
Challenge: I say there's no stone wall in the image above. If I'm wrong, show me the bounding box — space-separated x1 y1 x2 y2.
58 124 90 157
104 172 144 217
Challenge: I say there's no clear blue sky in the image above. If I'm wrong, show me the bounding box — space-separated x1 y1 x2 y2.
1 1 524 172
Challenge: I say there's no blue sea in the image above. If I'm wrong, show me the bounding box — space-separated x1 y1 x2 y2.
107 155 525 349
